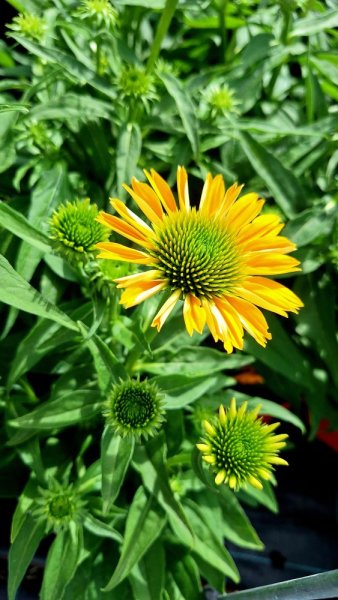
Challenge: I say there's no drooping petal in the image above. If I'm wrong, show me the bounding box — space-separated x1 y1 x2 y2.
183 294 206 335
120 280 167 308
227 296 272 347
213 296 244 349
95 242 155 264
115 269 164 287
151 289 181 331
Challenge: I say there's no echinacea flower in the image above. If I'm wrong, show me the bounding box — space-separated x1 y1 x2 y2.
104 379 165 439
96 167 303 352
197 399 288 491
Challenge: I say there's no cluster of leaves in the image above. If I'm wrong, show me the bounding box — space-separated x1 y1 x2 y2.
0 0 337 598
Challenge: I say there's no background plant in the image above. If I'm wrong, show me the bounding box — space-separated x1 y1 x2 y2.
0 0 337 598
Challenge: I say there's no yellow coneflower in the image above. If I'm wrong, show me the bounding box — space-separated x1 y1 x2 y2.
197 399 288 491
96 167 303 352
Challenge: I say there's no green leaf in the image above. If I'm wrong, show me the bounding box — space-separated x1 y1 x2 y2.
101 427 135 512
10 479 38 542
133 435 193 547
218 569 338 599
78 322 124 393
11 35 117 100
283 206 337 247
9 390 102 431
153 373 227 409
0 201 51 251
0 255 78 331
7 303 92 388
183 500 239 583
116 122 142 193
130 540 165 600
160 73 199 158
28 93 114 121
0 103 30 113
8 513 45 600
244 314 314 390
218 487 264 549
138 346 254 377
83 512 123 543
40 523 83 600
167 551 201 600
294 274 338 389
238 131 306 217
103 486 167 591
291 9 338 37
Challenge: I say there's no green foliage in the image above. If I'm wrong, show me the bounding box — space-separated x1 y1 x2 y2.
0 0 337 598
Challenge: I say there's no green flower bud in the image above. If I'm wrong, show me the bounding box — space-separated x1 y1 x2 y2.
104 379 165 439
50 198 110 262
197 398 288 491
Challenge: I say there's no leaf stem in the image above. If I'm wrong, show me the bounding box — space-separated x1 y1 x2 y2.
146 0 179 73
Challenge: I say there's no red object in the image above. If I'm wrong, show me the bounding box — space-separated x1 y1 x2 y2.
317 419 338 452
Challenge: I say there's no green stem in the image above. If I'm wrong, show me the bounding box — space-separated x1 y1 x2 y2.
219 0 228 62
146 0 179 73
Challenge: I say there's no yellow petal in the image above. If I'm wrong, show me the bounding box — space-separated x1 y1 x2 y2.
177 165 190 211
196 443 212 452
115 269 164 287
229 397 237 418
203 419 216 437
95 242 155 264
96 213 153 249
109 198 153 234
248 476 263 490
215 470 226 485
219 404 226 426
144 169 177 213
123 181 163 226
229 474 237 489
151 290 181 331
203 455 216 465
120 280 167 308
183 294 206 336
227 296 272 347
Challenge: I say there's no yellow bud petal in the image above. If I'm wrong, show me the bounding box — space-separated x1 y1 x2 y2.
237 401 248 418
267 456 289 466
229 397 237 418
196 443 211 452
229 474 237 489
215 470 226 485
219 404 226 426
248 476 263 490
202 455 216 465
203 420 216 437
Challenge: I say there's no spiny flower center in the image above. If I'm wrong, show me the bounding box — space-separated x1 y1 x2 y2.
49 495 73 519
212 423 264 478
153 210 242 298
104 380 165 438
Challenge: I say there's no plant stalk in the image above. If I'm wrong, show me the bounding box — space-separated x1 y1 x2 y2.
146 0 179 73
